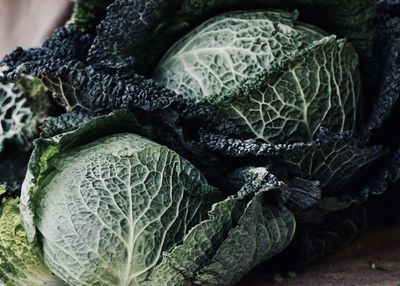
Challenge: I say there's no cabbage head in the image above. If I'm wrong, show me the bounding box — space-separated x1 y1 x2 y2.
153 10 360 144
20 112 295 286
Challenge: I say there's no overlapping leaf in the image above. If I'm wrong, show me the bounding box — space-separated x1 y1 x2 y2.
73 0 115 32
146 193 295 286
0 198 65 286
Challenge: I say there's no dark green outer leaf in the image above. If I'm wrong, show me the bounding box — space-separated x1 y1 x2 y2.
145 193 295 286
40 111 93 138
200 129 385 194
279 134 385 193
363 6 400 144
2 28 93 72
87 0 180 71
195 194 295 286
73 0 115 32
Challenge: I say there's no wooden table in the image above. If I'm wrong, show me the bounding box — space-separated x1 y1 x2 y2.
239 226 400 286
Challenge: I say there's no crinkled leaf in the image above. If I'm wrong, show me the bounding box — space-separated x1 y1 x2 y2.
145 193 295 286
153 10 324 102
36 135 219 285
224 166 321 210
0 83 33 152
4 53 177 112
88 0 375 73
21 109 298 286
363 11 400 141
285 177 321 210
200 129 385 193
1 12 363 147
177 0 376 61
0 81 49 153
23 131 220 286
196 198 294 286
2 28 95 111
278 132 385 193
21 110 156 241
2 28 93 72
87 0 179 71
0 198 65 286
217 37 360 143
225 166 287 197
72 0 115 32
41 111 93 138
156 28 360 143
143 196 243 286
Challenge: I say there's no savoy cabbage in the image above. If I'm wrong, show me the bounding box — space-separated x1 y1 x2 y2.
153 10 359 144
0 186 65 286
0 0 399 285
20 112 294 286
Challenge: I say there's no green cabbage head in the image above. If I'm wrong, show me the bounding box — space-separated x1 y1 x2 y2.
20 112 295 286
153 10 360 144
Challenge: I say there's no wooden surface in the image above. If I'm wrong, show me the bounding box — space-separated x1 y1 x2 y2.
239 226 400 286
